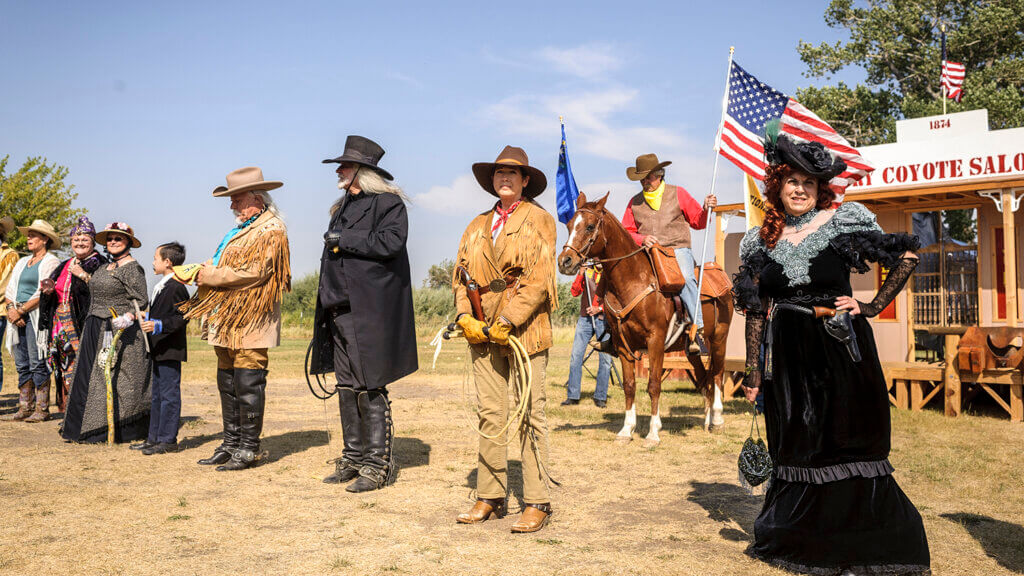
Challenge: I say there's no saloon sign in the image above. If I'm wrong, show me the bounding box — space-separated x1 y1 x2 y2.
847 109 1024 192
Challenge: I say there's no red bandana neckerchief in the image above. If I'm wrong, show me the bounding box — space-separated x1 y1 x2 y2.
491 200 522 238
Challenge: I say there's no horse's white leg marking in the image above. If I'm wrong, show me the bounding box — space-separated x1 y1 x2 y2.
616 406 636 442
644 406 662 448
711 382 724 428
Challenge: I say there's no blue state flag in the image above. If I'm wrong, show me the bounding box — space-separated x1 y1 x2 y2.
556 122 580 224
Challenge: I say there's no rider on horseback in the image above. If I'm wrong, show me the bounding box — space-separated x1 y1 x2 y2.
621 154 718 353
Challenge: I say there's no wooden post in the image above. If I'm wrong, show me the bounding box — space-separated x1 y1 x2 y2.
944 334 961 417
1002 190 1018 327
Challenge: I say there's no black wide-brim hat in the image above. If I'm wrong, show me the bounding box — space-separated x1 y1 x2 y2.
323 135 394 181
472 145 547 199
769 134 847 181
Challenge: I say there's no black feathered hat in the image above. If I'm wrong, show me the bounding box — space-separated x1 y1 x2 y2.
763 119 846 180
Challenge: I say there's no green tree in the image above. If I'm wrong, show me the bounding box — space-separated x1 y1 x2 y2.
425 258 455 289
0 156 84 251
796 0 1024 146
282 271 319 318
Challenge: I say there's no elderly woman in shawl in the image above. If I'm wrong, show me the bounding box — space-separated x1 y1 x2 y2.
61 222 151 443
39 216 108 412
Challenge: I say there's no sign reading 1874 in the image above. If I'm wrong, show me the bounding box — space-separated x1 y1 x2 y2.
929 118 952 130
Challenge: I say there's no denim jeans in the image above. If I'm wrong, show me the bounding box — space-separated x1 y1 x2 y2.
12 319 50 389
567 315 612 402
675 247 703 329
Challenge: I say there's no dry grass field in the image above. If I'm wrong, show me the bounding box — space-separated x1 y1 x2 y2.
0 326 1022 575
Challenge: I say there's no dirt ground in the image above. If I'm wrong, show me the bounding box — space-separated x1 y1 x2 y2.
0 333 1022 576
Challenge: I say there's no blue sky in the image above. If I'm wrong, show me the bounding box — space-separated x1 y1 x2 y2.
1 1 861 284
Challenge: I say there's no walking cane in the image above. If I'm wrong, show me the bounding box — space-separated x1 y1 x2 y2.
103 308 126 445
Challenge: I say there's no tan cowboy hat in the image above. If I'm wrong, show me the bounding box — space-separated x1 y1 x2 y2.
472 146 548 199
17 219 62 249
626 153 672 181
212 166 284 197
0 216 15 236
95 222 142 248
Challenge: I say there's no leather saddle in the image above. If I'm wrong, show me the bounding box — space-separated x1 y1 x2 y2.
956 326 1024 373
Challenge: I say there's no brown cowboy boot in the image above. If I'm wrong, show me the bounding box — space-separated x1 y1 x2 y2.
456 498 507 524
2 383 36 422
687 324 702 355
25 381 51 423
511 503 552 533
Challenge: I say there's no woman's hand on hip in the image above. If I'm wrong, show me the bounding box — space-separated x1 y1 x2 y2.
834 295 861 316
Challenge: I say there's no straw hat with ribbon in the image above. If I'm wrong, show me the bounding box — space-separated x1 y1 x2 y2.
626 153 672 181
212 166 283 198
17 219 62 249
95 222 141 248
472 145 547 199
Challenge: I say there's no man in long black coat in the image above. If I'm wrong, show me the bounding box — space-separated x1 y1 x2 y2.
311 135 418 492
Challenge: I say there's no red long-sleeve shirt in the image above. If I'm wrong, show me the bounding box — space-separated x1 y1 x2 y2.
571 269 602 315
621 186 708 246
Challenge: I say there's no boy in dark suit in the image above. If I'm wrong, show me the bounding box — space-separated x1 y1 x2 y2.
132 242 189 455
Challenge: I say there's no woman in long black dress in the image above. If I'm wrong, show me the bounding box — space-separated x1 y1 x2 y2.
735 130 930 575
61 222 151 443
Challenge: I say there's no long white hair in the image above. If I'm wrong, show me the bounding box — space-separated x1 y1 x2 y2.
330 167 409 215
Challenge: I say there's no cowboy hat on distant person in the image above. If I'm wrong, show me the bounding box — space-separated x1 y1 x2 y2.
17 219 62 249
626 153 672 181
322 135 394 181
212 166 283 198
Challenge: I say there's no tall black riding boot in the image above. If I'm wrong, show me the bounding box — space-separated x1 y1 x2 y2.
346 389 395 493
323 387 363 484
217 368 266 472
198 369 240 465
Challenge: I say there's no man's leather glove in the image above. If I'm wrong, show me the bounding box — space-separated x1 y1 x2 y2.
457 314 489 344
488 319 512 346
324 231 342 251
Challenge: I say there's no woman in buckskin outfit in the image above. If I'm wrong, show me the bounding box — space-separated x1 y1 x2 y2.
453 146 558 534
735 126 929 575
61 222 151 443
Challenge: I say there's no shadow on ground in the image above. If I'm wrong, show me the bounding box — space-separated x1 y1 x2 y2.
261 430 330 464
395 436 431 469
941 512 1024 574
686 480 762 542
553 412 709 434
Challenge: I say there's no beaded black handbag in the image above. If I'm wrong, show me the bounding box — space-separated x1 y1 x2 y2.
738 407 773 494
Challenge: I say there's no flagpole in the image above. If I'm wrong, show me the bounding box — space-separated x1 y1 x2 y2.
941 24 947 116
695 46 735 310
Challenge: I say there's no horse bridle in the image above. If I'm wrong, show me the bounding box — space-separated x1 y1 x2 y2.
561 207 646 270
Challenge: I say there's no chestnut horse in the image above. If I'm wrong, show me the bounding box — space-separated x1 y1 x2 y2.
558 192 734 446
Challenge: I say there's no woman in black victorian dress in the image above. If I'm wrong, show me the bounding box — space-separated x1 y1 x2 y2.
735 128 930 575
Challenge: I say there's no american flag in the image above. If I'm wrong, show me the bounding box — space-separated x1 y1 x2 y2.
717 61 874 195
941 61 965 102
941 30 965 102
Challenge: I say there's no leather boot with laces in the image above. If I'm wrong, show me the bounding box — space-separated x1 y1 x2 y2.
345 390 395 492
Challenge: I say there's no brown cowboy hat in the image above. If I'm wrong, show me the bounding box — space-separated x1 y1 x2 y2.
17 219 62 249
212 166 284 197
626 153 672 181
472 146 548 199
95 221 141 249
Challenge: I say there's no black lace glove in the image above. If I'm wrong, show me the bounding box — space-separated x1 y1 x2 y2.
858 257 918 318
743 311 766 390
